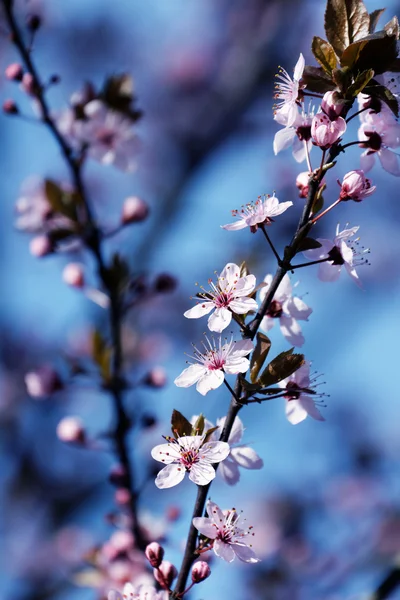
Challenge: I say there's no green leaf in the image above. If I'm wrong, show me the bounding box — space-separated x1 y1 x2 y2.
364 80 399 116
325 0 370 57
92 329 112 383
258 349 305 388
191 414 205 436
340 33 398 74
250 332 271 383
332 67 351 91
171 409 192 439
301 65 336 93
369 9 385 33
311 36 337 74
296 237 323 253
346 68 375 97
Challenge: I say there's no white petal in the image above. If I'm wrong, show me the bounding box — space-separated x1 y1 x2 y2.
231 446 264 470
303 238 332 260
286 296 312 321
155 464 186 489
192 517 218 539
184 302 214 319
273 127 296 155
259 315 275 332
299 395 325 421
214 539 236 562
208 307 232 332
217 415 243 444
279 315 305 347
189 462 216 485
219 456 241 485
232 544 260 563
201 441 231 463
276 273 292 301
207 500 225 527
224 356 250 375
294 53 305 81
267 199 293 217
229 339 254 358
344 263 363 288
174 364 206 388
229 297 258 314
292 136 307 163
219 263 241 289
221 219 248 231
285 399 308 424
379 148 400 176
318 262 341 282
196 370 224 395
360 151 375 173
233 274 256 297
151 442 180 464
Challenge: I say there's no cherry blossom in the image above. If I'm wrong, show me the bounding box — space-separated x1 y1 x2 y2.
273 104 315 163
15 177 53 232
296 171 311 198
151 435 230 488
278 362 325 425
321 90 346 120
358 110 400 176
339 170 376 202
273 53 305 127
174 335 253 395
108 582 167 600
221 193 292 232
311 112 346 149
259 274 312 347
193 499 260 563
184 263 258 332
303 224 369 287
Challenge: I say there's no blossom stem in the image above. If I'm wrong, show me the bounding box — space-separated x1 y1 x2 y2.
290 257 332 270
223 378 241 402
246 392 287 404
1 0 145 549
260 225 281 263
346 106 369 124
311 197 341 224
340 140 362 151
304 140 313 174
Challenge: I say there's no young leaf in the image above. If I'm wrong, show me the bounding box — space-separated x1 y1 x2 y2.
203 426 219 443
312 36 337 74
106 253 130 292
45 179 81 222
369 9 385 33
346 68 374 97
92 329 112 384
363 82 399 117
384 15 399 38
250 333 271 383
325 0 370 57
340 34 398 74
191 414 205 436
258 349 305 388
171 409 192 439
296 237 323 253
301 65 336 93
239 261 249 278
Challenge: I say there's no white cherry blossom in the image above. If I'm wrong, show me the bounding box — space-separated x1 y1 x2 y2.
273 104 315 163
151 435 230 489
259 274 312 347
221 193 292 232
274 53 305 127
174 336 253 396
108 582 167 600
193 499 260 563
278 362 325 425
184 263 258 332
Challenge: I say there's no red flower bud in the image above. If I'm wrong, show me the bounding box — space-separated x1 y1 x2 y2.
191 561 211 584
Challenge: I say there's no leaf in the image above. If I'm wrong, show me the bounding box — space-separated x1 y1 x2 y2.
203 426 219 443
325 0 370 57
301 65 336 93
44 179 81 222
369 8 385 33
387 58 400 72
340 34 398 74
364 81 399 117
296 237 323 253
384 15 399 39
332 67 351 91
101 73 142 121
346 68 375 97
312 36 337 74
191 414 205 436
171 409 192 439
239 261 249 278
250 333 271 383
258 349 305 388
91 329 111 383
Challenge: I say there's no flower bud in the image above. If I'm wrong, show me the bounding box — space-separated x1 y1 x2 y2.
321 91 345 120
145 542 164 568
296 171 310 198
30 235 52 257
191 561 211 584
154 273 177 293
5 63 23 81
311 112 346 149
56 416 85 444
25 365 62 398
63 263 85 288
339 170 376 202
21 73 37 96
49 74 61 85
144 366 167 388
153 561 177 590
141 413 157 428
3 99 18 114
121 196 149 224
114 488 131 506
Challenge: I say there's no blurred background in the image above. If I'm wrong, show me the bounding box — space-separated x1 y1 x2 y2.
2 0 400 599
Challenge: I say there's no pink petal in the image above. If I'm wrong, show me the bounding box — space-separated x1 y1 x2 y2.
207 500 225 527
286 296 312 321
192 516 218 539
299 395 325 421
318 262 341 282
221 219 248 231
378 148 400 176
231 543 260 563
214 539 236 562
360 151 375 173
229 339 254 357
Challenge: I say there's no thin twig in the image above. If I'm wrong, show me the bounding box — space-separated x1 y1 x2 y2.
260 225 281 264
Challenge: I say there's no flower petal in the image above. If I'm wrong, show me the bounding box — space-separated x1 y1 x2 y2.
217 415 243 444
318 262 341 282
207 500 225 527
279 315 305 347
189 462 216 485
285 399 308 424
231 446 264 470
224 356 250 375
273 127 296 155
192 516 218 539
231 543 260 563
184 302 214 319
285 296 312 321
219 263 241 289
219 456 241 485
360 150 375 173
208 307 232 332
221 219 248 231
174 364 206 388
155 464 186 489
214 539 236 562
233 274 256 297
379 148 400 176
151 442 181 464
229 297 258 314
229 339 254 358
196 369 225 395
201 441 231 463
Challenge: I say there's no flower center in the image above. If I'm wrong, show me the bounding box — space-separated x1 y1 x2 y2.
266 299 283 318
328 245 345 265
285 381 302 400
361 130 382 152
296 125 311 141
179 449 200 470
97 128 116 147
206 350 226 371
214 290 233 308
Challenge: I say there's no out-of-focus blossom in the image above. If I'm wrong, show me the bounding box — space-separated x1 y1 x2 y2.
193 499 260 563
184 262 258 332
151 434 230 488
339 170 376 202
108 582 167 600
311 112 346 149
221 193 292 232
144 367 167 388
145 542 164 568
303 224 368 287
5 62 23 81
259 274 312 347
25 365 62 398
358 111 400 176
56 416 86 444
63 263 85 288
274 104 314 163
15 177 52 232
174 336 253 395
29 235 52 257
122 196 149 224
273 53 305 126
278 362 325 424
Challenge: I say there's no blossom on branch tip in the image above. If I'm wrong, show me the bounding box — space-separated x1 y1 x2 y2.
259 274 312 347
278 361 325 424
221 194 292 233
311 112 346 149
303 224 369 287
339 170 376 202
193 499 260 563
184 262 258 332
174 335 253 395
273 53 305 127
151 435 230 488
273 104 315 163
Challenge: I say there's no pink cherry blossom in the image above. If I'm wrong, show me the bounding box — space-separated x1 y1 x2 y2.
273 104 315 163
151 435 230 488
221 193 292 232
174 335 253 395
259 274 312 347
358 111 400 176
311 112 346 149
273 53 305 127
303 224 369 287
339 170 376 202
193 499 260 563
184 262 258 333
321 91 346 120
278 362 325 425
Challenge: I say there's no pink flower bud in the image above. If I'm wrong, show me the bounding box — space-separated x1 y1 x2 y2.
3 99 18 114
191 561 211 584
29 235 52 257
339 170 376 202
56 416 85 444
5 63 23 81
321 91 345 120
296 171 310 198
311 112 346 149
153 561 177 589
146 542 165 568
63 263 85 288
21 73 37 96
121 196 149 224
25 365 62 398
115 488 131 506
144 366 167 388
